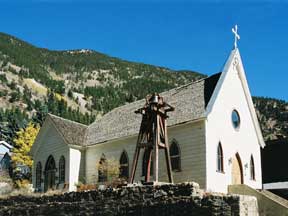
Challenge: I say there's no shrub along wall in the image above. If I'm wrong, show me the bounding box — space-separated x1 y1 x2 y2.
0 182 258 216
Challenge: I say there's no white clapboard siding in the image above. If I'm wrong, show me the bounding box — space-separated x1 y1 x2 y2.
85 135 138 184
85 120 206 188
32 118 70 191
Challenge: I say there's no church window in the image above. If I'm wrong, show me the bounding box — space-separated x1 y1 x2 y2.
98 154 108 182
142 149 153 176
119 151 129 179
217 143 224 172
250 155 255 180
232 110 241 129
59 156 65 184
44 155 56 192
170 140 181 172
36 162 42 189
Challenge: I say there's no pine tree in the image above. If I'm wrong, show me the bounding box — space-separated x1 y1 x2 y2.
47 90 56 114
32 104 48 126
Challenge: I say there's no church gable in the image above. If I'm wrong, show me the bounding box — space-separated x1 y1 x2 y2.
31 116 72 192
48 114 88 147
31 116 69 158
31 114 87 156
206 49 264 147
205 48 264 192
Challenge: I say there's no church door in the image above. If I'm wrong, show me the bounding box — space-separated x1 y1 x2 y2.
44 155 56 192
231 153 243 185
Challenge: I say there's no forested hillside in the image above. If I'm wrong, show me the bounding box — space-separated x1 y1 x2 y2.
0 32 286 146
253 97 288 141
0 32 204 145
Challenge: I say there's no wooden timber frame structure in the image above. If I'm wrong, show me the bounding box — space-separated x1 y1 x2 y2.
129 93 174 184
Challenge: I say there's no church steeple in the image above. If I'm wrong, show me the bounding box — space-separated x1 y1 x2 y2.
232 25 240 49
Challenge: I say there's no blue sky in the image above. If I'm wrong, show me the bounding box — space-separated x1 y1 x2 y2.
1 1 288 101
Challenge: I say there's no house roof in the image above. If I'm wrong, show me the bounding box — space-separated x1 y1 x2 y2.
0 141 13 150
48 114 88 146
85 73 221 146
38 73 221 147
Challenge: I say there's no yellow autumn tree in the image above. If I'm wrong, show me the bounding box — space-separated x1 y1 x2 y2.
12 122 40 168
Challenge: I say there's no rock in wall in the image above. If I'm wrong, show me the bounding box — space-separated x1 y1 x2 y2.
0 182 258 216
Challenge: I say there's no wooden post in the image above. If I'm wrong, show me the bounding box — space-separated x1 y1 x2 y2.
129 146 140 183
129 93 174 184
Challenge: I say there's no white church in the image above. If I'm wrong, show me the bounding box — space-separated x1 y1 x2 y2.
30 29 265 193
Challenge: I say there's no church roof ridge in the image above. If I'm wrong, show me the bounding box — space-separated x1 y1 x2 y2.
47 113 88 127
0 141 13 149
85 72 222 146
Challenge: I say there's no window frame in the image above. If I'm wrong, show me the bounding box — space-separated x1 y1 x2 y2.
36 162 42 189
216 142 224 173
231 109 241 130
119 150 129 179
59 156 65 184
98 154 108 183
250 155 256 181
170 139 181 172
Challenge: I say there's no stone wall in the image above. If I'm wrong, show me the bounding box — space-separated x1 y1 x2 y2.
0 182 258 216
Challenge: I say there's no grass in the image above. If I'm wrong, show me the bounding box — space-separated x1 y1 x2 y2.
23 78 47 96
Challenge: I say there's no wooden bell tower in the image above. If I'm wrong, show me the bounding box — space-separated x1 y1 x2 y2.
129 93 174 184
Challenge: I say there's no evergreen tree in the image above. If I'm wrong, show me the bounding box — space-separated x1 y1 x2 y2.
32 104 48 126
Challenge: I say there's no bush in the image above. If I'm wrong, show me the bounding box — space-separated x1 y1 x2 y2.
14 179 31 189
0 171 12 183
76 184 98 192
0 90 8 97
0 74 7 83
9 91 21 103
96 157 120 183
0 182 13 195
0 171 13 196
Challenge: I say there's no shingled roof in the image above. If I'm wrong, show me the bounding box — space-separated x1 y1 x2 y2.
48 114 88 146
44 73 221 147
85 72 222 146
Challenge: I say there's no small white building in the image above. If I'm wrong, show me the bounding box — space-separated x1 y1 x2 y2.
30 47 265 193
0 141 12 161
0 141 13 172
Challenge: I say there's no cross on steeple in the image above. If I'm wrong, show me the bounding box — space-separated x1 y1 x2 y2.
232 25 240 49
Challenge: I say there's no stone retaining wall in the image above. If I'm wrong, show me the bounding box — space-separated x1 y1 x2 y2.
0 182 258 216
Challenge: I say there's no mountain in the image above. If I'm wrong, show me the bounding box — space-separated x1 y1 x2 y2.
0 32 204 114
0 32 286 145
253 97 288 141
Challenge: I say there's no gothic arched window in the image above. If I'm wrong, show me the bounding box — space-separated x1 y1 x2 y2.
217 143 224 172
36 162 42 189
119 151 129 179
250 155 255 180
98 154 108 182
170 140 181 172
59 156 65 184
44 155 56 192
142 149 153 176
